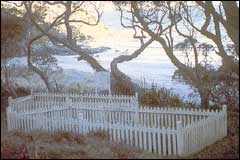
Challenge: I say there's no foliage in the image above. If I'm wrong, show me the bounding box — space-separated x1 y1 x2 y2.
1 11 26 59
115 1 239 108
139 82 185 107
111 78 135 95
31 2 48 23
68 84 83 93
71 25 93 44
173 39 239 108
210 80 239 109
1 2 25 17
31 53 62 75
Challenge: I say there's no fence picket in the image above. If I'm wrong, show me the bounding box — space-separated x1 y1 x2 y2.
143 129 147 150
167 128 172 155
162 128 167 156
134 128 138 147
152 130 157 153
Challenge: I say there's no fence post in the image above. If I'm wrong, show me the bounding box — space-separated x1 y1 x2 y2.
135 92 139 109
66 96 72 108
222 104 227 137
177 121 184 156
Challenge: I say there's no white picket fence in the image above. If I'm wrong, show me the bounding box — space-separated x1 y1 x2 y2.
6 92 227 157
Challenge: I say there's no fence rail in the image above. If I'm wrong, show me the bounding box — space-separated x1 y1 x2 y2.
6 92 227 157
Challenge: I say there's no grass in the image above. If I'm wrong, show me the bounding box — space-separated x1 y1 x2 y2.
1 125 162 159
1 109 239 159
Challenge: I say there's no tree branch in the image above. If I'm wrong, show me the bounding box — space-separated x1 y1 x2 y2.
24 1 106 72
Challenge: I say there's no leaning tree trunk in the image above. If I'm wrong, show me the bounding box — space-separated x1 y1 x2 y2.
198 87 210 108
110 61 136 95
222 1 239 55
26 9 107 72
76 50 107 72
27 35 54 92
110 39 153 95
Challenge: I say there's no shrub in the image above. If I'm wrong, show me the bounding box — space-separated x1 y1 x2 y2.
15 87 31 97
139 83 184 107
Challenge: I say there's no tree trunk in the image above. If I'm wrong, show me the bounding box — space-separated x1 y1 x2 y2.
110 39 153 95
27 36 54 92
199 88 210 108
28 63 53 91
25 9 107 72
78 52 107 72
110 63 136 95
222 1 239 55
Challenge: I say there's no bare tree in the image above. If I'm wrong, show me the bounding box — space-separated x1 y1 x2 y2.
24 1 154 94
4 1 151 93
23 1 107 73
181 1 239 74
2 1 107 91
109 4 154 94
10 1 106 91
118 1 239 108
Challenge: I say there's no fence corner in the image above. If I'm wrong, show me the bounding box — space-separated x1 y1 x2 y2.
222 104 227 114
